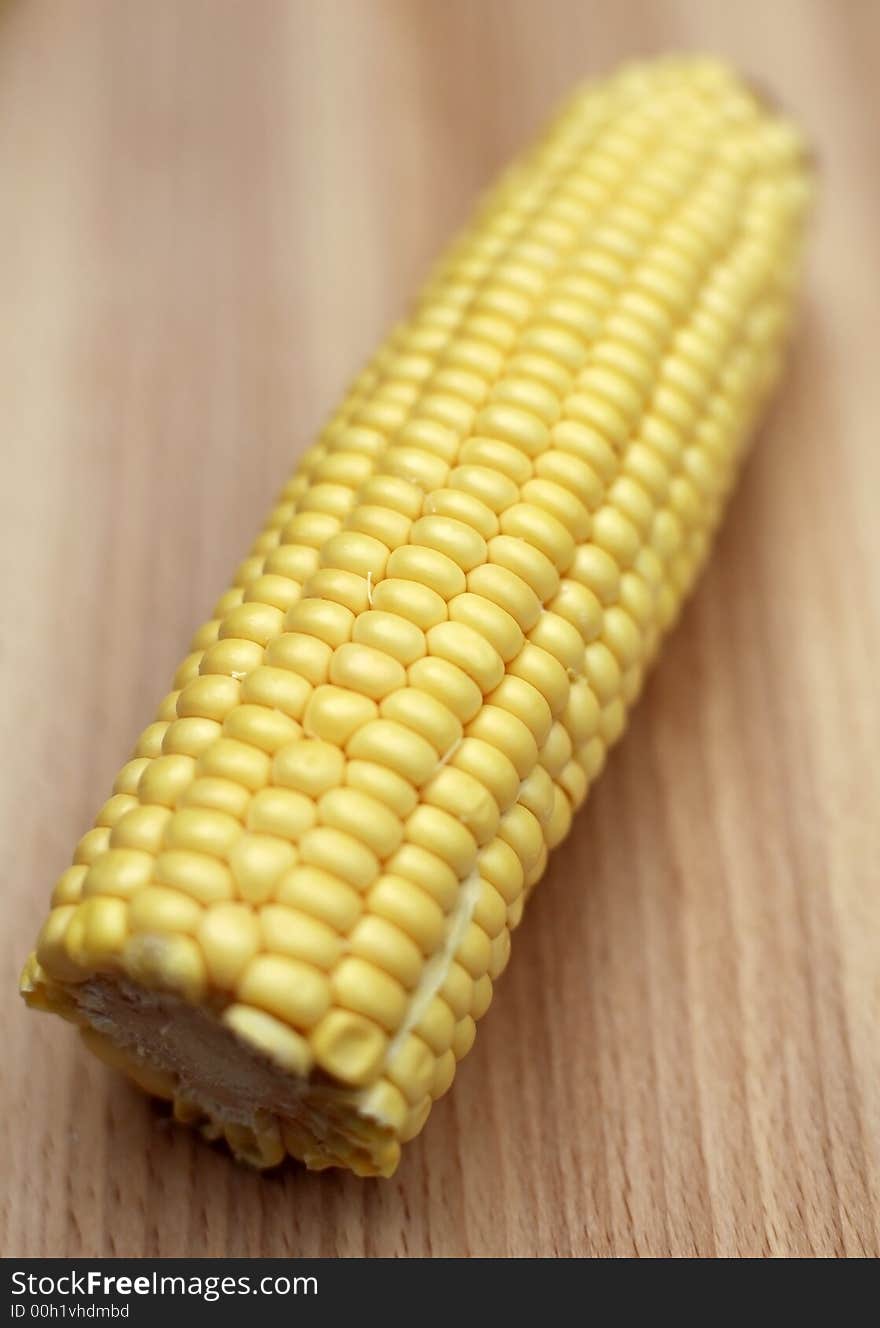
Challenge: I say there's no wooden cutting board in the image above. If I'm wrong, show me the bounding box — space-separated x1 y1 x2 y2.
2 0 878 1258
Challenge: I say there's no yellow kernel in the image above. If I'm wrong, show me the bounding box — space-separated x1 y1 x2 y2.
421 766 499 845
466 563 542 632
519 765 556 823
409 514 487 574
129 885 202 935
599 697 626 745
451 737 520 811
416 996 456 1055
124 933 207 1003
198 902 260 987
298 827 379 890
405 804 477 876
200 637 264 679
388 1035 435 1103
533 611 588 674
265 631 332 685
476 401 549 457
156 690 181 722
96 791 139 833
237 953 330 1029
177 675 242 721
197 738 270 791
51 865 88 907
161 717 222 757
473 879 508 939
286 598 354 649
35 906 84 982
564 678 601 744
384 843 459 909
346 760 417 818
471 974 493 1019
488 675 553 745
545 784 573 848
330 641 406 700
452 1015 476 1060
301 567 371 615
385 543 466 600
351 610 426 666
440 962 474 1019
579 735 607 782
478 836 525 904
448 463 519 514
379 688 461 755
264 543 319 582
345 504 412 552
569 542 620 604
135 721 168 758
219 601 285 646
260 903 341 969
500 501 576 571
243 572 302 612
384 443 448 491
549 579 603 641
348 915 423 988
460 435 532 483
173 652 202 689
423 487 498 540
155 850 234 904
110 805 172 853
275 866 362 931
432 1049 456 1098
222 1003 314 1076
560 757 588 809
539 722 573 779
488 533 560 602
465 704 538 778
508 641 570 716
229 833 297 905
311 1008 387 1086
332 955 408 1031
246 787 316 839
592 504 641 567
81 848 153 900
177 777 250 820
319 530 390 578
346 718 437 786
426 621 504 693
303 684 377 745
280 510 340 548
113 757 149 797
137 754 196 809
319 787 403 859
366 874 446 952
239 666 311 720
66 896 128 968
359 1078 409 1131
164 807 242 858
370 577 447 630
534 447 603 508
359 472 424 518
583 641 622 706
449 592 523 663
457 922 492 979
498 804 544 872
273 737 344 797
406 656 483 723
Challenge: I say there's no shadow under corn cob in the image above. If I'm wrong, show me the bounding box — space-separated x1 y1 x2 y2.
21 56 812 1177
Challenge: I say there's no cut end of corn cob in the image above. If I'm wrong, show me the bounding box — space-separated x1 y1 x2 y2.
21 55 812 1178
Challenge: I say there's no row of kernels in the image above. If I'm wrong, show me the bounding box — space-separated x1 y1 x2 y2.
53 167 554 894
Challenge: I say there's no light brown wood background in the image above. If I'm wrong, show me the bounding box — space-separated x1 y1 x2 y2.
1 0 878 1259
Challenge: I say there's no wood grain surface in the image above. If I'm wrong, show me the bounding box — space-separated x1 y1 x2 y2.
2 0 878 1259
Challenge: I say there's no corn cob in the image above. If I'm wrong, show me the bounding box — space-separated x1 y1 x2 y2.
21 56 811 1177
